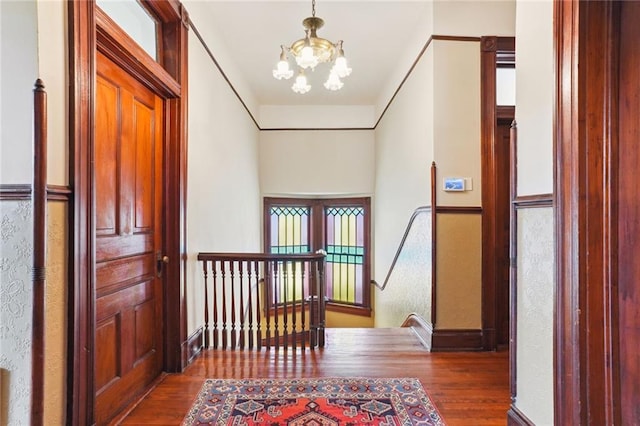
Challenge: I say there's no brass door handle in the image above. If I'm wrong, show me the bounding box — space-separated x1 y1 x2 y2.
157 253 169 277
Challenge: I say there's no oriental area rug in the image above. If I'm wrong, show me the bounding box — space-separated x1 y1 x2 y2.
182 377 445 425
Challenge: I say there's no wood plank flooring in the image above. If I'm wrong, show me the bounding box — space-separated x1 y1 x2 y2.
117 328 510 425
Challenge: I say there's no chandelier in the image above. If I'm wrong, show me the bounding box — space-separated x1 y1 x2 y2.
272 0 352 94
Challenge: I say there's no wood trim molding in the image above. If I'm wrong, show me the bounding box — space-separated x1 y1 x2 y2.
0 184 72 201
480 35 498 352
95 8 181 98
182 327 203 367
507 405 535 426
513 194 553 209
497 105 515 120
480 36 516 351
433 35 482 43
67 1 95 422
509 121 518 402
401 313 433 351
435 206 482 214
430 162 437 326
31 78 47 426
431 329 483 352
47 185 72 201
555 1 621 424
0 184 32 200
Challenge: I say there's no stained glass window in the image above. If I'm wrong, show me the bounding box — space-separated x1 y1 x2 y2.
264 198 371 312
325 207 365 304
268 206 310 304
269 206 310 254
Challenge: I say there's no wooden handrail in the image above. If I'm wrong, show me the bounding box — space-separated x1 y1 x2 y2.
198 252 326 262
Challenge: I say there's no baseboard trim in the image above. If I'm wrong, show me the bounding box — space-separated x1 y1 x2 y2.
507 405 535 426
431 329 483 351
401 313 433 351
182 327 203 368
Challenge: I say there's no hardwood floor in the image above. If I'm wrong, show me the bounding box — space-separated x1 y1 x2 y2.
117 328 510 425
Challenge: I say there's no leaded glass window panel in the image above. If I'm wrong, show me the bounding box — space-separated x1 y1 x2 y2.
263 197 371 314
325 207 365 304
269 206 310 254
268 206 310 304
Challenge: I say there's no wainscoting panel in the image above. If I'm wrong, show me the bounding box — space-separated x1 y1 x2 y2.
514 206 554 425
0 200 33 424
44 201 68 424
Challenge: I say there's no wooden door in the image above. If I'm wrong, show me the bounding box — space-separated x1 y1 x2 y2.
94 51 164 425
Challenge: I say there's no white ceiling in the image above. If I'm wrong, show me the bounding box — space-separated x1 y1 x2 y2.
184 1 432 108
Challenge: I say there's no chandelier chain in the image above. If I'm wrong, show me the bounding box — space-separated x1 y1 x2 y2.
312 0 316 17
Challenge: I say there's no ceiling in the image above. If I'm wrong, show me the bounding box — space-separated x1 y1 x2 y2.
183 1 432 108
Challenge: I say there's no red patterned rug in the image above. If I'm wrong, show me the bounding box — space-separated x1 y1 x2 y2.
182 377 445 425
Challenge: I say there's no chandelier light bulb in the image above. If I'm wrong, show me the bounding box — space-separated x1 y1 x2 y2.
324 71 343 91
292 71 311 94
273 59 294 80
296 35 319 69
273 46 294 80
333 55 352 78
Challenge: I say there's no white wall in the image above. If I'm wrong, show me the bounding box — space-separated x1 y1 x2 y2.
36 0 67 186
182 0 259 121
186 31 263 334
373 45 434 319
259 105 375 129
514 0 555 424
515 0 553 196
0 0 38 185
0 2 38 424
259 130 375 197
433 0 516 36
433 40 482 207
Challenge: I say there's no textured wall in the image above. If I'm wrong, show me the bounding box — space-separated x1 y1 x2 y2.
0 201 33 426
516 207 554 425
44 202 67 424
435 213 482 329
375 211 431 328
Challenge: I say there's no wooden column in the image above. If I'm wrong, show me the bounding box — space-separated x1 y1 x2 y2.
31 78 47 426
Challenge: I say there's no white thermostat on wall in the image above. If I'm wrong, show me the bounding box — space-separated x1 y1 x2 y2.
444 177 472 192
444 177 464 191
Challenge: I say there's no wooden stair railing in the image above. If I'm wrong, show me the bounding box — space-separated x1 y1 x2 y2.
197 252 326 350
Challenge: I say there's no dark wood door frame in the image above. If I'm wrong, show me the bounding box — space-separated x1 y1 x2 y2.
67 1 189 424
480 36 515 351
555 1 622 424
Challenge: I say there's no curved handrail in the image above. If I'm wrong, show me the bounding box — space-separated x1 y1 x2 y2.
371 206 432 291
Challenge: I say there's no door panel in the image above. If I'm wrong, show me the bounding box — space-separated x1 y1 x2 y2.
95 50 164 425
